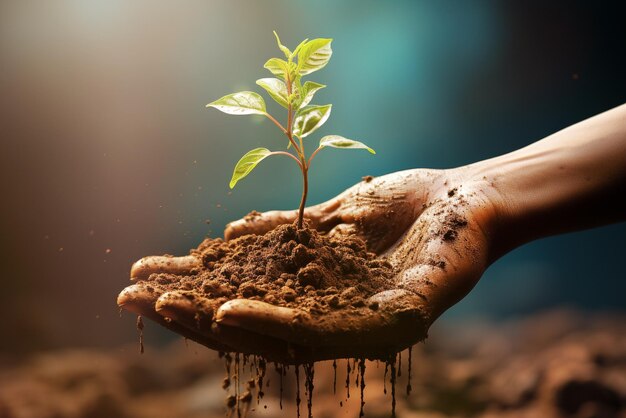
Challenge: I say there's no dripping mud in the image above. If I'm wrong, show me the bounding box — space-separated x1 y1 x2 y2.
212 350 414 418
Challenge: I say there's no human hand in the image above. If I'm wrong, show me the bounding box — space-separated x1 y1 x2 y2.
118 104 626 363
117 168 503 363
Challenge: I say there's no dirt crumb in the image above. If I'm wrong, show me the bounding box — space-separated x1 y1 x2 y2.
362 175 374 183
243 211 262 222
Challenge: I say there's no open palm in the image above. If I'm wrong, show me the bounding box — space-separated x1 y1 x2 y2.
117 168 500 363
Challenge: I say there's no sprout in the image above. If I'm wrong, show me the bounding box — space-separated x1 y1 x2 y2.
207 32 375 229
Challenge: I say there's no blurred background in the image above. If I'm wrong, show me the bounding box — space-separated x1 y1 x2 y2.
1 1 625 417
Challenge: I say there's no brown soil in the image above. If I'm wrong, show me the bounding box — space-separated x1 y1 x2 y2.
149 222 395 317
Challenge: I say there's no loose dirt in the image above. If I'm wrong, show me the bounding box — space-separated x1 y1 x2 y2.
149 222 395 317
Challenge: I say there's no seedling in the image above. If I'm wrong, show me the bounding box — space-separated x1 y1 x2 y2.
207 32 375 229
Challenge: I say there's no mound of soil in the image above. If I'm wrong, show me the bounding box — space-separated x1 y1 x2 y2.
149 222 395 316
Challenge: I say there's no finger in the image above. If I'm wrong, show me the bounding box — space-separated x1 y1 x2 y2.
224 199 342 240
215 299 297 339
154 291 215 330
215 298 424 348
117 283 162 317
154 291 216 331
117 284 232 352
224 210 296 240
130 255 200 281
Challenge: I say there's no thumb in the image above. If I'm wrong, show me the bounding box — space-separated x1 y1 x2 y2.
224 209 298 240
224 198 342 240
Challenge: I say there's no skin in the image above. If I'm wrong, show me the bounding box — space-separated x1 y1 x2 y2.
118 104 626 363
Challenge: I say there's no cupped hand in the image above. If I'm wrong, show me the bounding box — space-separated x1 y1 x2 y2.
117 168 503 363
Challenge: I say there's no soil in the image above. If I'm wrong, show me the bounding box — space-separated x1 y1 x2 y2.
148 222 395 317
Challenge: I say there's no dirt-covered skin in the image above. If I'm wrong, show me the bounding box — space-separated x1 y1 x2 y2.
118 168 503 363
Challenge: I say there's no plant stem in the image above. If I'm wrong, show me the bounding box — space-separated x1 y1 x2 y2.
270 151 302 168
308 146 322 165
265 112 300 153
285 72 309 229
264 112 287 134
297 165 308 229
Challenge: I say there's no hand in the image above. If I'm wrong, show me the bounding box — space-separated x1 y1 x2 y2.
117 167 502 363
118 104 626 363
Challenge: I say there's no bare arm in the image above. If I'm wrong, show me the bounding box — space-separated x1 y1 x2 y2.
468 104 626 261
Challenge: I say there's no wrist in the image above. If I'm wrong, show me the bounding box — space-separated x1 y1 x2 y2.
447 163 515 263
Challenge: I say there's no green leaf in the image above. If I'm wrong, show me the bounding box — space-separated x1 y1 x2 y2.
256 78 288 108
318 135 376 154
293 104 332 138
206 91 266 115
297 38 332 75
298 81 326 108
273 31 291 59
229 148 272 188
290 38 309 60
264 58 296 80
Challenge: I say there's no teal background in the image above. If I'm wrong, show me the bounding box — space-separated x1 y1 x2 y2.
1 1 625 353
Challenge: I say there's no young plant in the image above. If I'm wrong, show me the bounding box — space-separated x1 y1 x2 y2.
207 32 375 229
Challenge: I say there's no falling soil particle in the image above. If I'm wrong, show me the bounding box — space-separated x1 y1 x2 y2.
383 362 388 394
407 347 413 395
346 360 351 399
256 358 266 403
390 355 397 418
274 363 284 409
304 363 314 418
358 358 366 418
136 316 144 354
235 353 240 418
295 365 301 418
332 359 337 394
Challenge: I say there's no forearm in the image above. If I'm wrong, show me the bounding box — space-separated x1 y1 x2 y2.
467 104 626 258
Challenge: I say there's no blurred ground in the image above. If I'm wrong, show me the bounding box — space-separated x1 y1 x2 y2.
1 309 624 418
